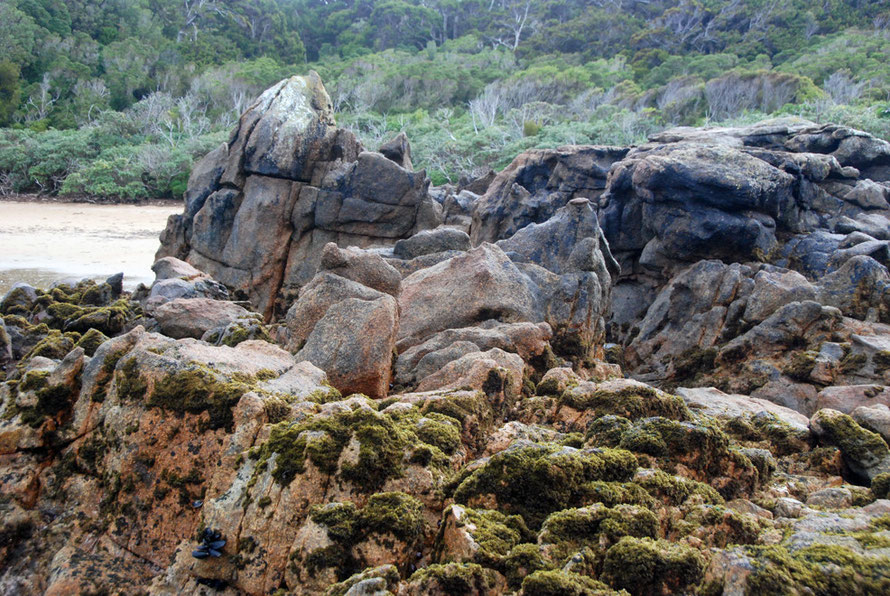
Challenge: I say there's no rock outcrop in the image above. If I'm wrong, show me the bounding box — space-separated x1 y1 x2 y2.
5 77 890 596
157 73 439 319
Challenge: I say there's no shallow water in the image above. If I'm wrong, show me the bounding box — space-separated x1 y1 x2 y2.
0 201 181 295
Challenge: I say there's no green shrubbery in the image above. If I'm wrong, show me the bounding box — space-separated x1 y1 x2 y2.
0 1 888 200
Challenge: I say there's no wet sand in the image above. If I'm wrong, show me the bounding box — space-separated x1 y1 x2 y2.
0 201 181 295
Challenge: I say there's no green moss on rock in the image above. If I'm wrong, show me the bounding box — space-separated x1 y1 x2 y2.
503 544 552 589
671 346 718 385
783 351 818 382
539 504 658 561
673 504 761 546
560 385 690 421
452 443 638 529
324 565 400 596
616 417 758 498
253 405 446 491
416 413 462 454
146 365 251 430
358 491 426 542
634 470 724 506
579 481 658 509
872 473 890 499
0 287 37 316
407 562 503 595
26 330 75 360
74 328 109 357
586 415 633 447
521 570 615 596
17 369 76 428
812 409 890 483
602 536 705 596
438 506 531 567
744 544 890 595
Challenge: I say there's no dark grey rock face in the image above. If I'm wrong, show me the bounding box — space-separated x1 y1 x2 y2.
157 72 439 319
470 145 629 245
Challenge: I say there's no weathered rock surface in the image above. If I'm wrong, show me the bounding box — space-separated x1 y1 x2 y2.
470 145 629 244
157 73 438 319
394 320 552 389
295 294 398 399
285 246 400 398
399 200 615 360
153 297 258 339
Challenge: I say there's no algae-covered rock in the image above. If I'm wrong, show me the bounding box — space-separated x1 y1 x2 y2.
452 442 638 528
435 504 530 566
404 562 506 596
538 503 657 561
601 536 705 596
520 570 616 596
810 408 890 483
292 492 426 586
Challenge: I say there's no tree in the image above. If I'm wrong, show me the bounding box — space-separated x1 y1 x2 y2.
0 61 22 125
491 0 534 52
0 3 40 70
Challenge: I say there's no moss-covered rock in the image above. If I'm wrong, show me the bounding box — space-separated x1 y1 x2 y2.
538 504 658 561
15 368 77 428
503 544 552 589
616 417 759 498
585 415 633 447
452 443 638 529
0 286 37 316
742 544 890 595
810 408 890 483
783 350 818 382
358 491 426 543
723 412 811 457
670 504 761 547
323 564 400 596
416 413 462 454
435 505 531 567
204 319 271 347
144 365 250 430
307 492 426 577
521 569 617 596
74 328 109 357
252 403 454 491
872 473 890 499
26 330 76 360
602 537 705 596
578 481 658 509
633 469 724 507
560 381 690 421
405 562 505 595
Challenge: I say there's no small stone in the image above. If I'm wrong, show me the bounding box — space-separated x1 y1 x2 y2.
805 487 853 509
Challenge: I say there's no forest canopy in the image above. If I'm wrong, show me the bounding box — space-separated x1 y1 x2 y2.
1 0 889 199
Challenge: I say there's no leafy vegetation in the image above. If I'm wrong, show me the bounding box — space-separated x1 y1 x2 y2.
1 0 889 198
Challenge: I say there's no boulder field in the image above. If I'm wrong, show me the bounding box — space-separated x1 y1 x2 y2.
2 73 890 595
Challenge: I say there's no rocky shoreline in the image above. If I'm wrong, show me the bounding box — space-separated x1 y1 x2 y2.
2 73 890 595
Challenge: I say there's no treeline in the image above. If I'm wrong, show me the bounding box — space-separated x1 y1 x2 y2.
0 0 889 199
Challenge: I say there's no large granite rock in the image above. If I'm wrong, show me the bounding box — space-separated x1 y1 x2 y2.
295 294 398 399
398 199 616 359
153 298 258 340
157 73 439 319
285 253 400 398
